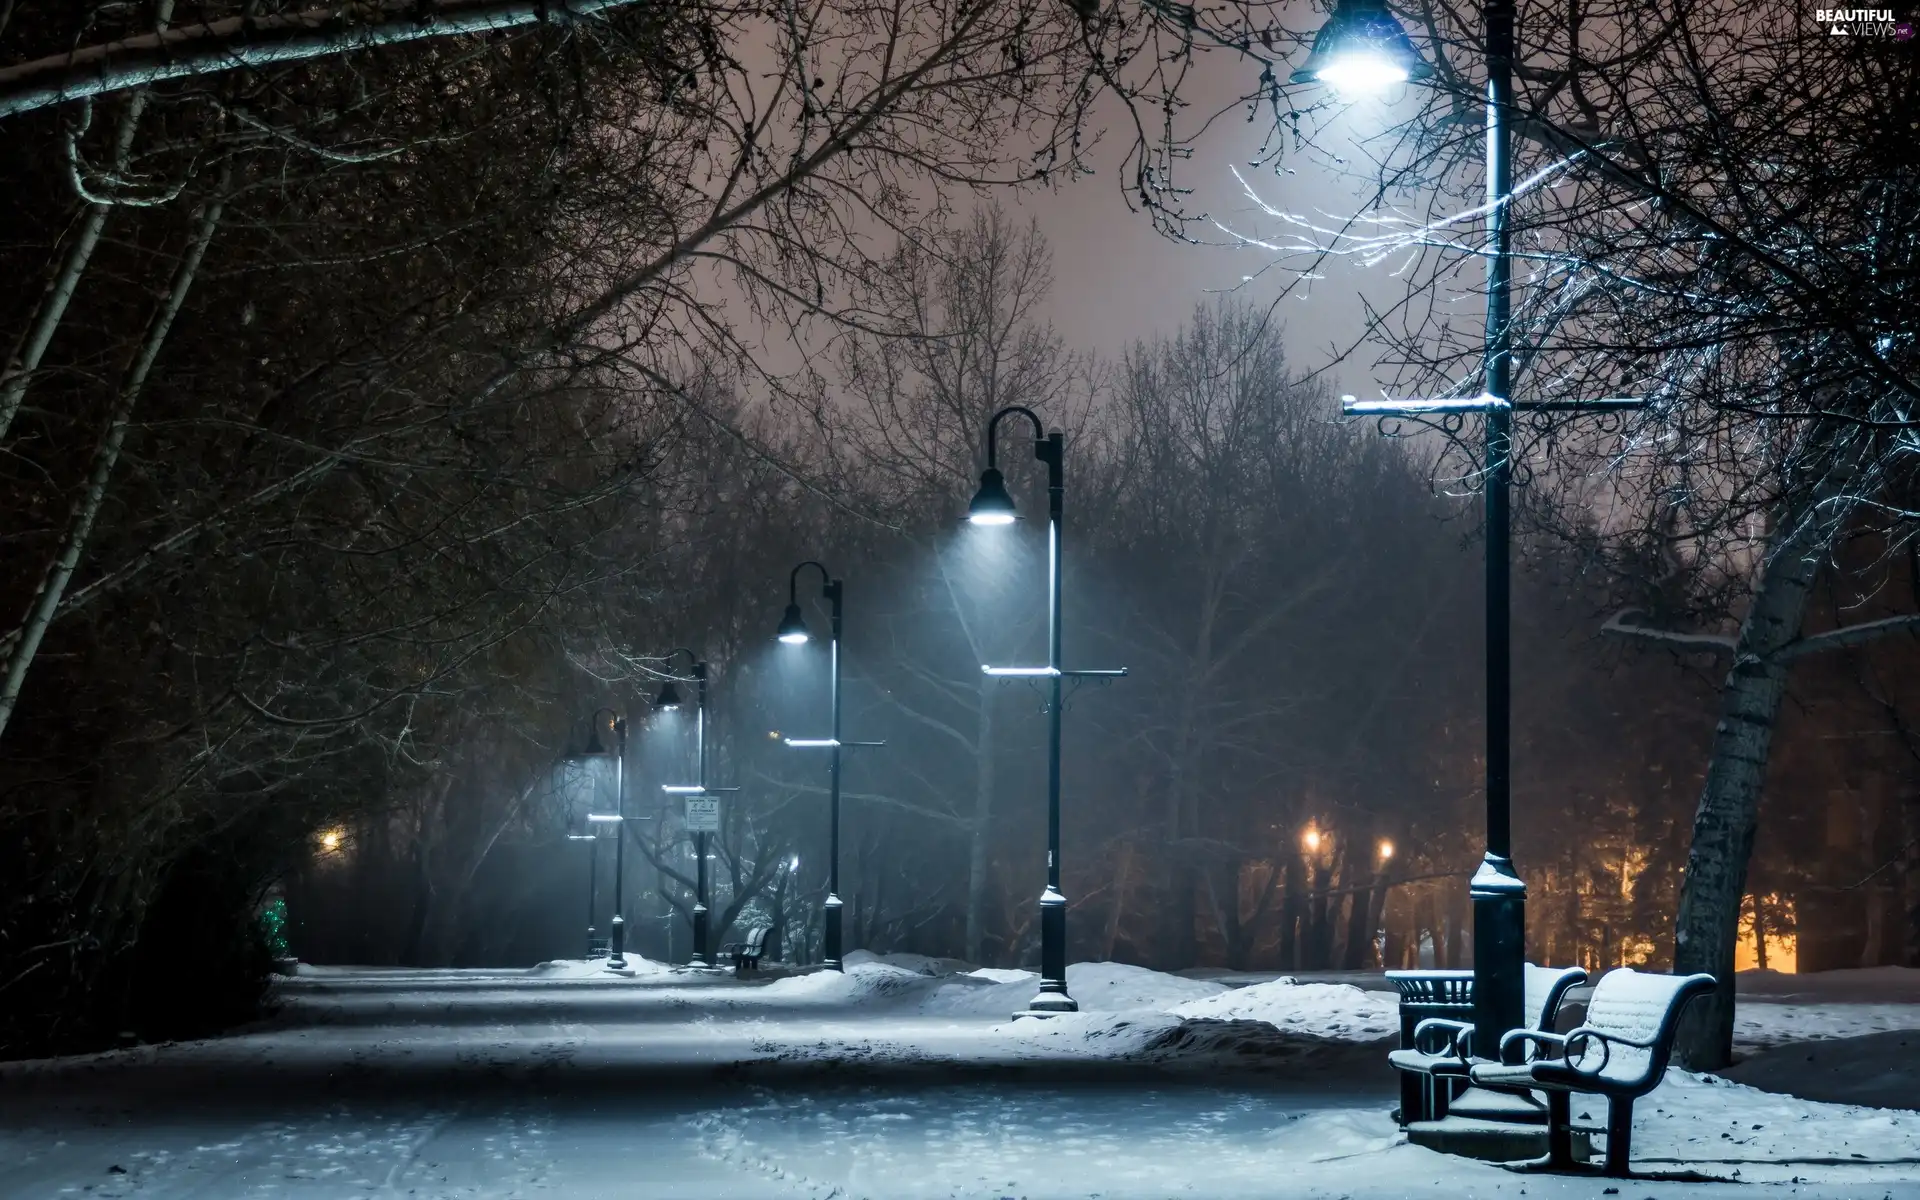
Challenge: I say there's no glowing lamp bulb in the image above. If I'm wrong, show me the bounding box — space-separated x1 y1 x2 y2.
1378 839 1394 861
1303 828 1322 852
1316 54 1408 96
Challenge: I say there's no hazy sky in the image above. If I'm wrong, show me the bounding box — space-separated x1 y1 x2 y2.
1013 54 1430 402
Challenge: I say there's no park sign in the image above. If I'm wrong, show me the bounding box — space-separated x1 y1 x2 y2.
685 796 720 832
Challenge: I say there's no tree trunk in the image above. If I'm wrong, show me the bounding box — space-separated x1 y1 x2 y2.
0 2 170 441
1673 502 1828 1070
0 184 225 741
1277 854 1303 969
1343 868 1380 969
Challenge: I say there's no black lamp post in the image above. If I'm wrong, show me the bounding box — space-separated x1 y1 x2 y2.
579 708 630 968
1294 0 1644 1057
775 561 884 972
967 406 1125 1014
658 648 737 968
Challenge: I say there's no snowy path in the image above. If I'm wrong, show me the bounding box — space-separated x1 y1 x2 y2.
2 961 1917 1199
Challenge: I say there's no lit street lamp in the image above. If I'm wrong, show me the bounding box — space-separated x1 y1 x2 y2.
575 709 630 968
967 405 1126 1014
1293 0 1646 1059
774 561 884 972
658 648 738 968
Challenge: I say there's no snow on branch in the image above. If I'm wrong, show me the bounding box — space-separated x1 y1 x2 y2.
1774 612 1920 663
0 0 647 120
1599 607 1738 655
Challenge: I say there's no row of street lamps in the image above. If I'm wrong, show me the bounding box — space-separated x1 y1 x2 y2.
567 403 1113 1009
571 0 1607 1031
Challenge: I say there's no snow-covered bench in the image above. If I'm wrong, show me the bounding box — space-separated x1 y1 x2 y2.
1469 967 1715 1177
1386 964 1586 1124
719 926 770 975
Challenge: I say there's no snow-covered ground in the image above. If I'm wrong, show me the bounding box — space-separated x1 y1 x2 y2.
2 955 1916 1199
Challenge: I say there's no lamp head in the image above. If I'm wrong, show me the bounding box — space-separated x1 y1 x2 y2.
776 602 810 645
967 467 1018 526
656 679 683 710
1290 0 1431 95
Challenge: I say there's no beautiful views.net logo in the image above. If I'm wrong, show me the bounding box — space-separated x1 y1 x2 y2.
1813 7 1916 36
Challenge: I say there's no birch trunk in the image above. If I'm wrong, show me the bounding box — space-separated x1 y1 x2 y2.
0 0 173 441
1672 503 1827 1070
0 185 225 741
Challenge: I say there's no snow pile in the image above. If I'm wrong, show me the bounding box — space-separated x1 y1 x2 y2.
1063 962 1228 1010
1736 1001 1920 1050
1727 1028 1920 1110
529 956 674 980
1169 977 1399 1042
1590 1067 1920 1179
841 949 973 976
759 961 929 1003
917 962 1227 1020
965 967 1034 984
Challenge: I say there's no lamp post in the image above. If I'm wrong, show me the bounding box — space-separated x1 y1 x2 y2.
658 648 737 968
1291 0 1645 1058
967 405 1126 1014
579 709 630 968
567 830 598 958
775 561 884 972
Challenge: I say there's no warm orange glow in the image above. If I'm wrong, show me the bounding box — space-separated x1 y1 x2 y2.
318 828 344 853
1302 826 1323 853
1377 839 1394 862
1736 894 1798 973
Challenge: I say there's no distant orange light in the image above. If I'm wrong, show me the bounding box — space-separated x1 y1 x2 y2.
1378 839 1394 862
319 828 344 852
1302 826 1322 853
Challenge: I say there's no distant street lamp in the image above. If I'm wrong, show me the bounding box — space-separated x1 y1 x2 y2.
567 830 598 958
1293 0 1646 1055
575 709 630 968
967 405 1126 1014
774 561 884 972
658 648 738 967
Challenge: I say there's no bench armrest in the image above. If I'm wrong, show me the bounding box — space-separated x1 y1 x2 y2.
1497 1028 1568 1062
1412 1017 1475 1059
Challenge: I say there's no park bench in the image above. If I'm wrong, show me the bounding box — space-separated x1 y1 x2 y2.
718 926 770 975
1386 964 1587 1124
1468 967 1715 1176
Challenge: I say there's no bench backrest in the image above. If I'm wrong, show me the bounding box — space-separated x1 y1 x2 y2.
1524 963 1587 1033
745 926 769 953
1569 968 1715 1089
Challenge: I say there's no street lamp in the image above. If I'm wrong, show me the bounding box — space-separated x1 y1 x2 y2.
575 709 630 969
1295 0 1645 1059
1289 0 1432 94
967 405 1126 1014
657 648 738 967
773 560 884 972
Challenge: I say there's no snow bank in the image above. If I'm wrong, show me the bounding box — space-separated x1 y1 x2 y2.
1593 1067 1920 1178
759 961 930 1003
1726 1029 1920 1110
1735 1001 1920 1049
965 967 1034 984
841 949 973 976
529 956 674 980
1170 977 1398 1042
